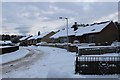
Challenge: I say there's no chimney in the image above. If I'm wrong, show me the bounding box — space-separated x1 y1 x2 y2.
71 22 78 31
38 31 40 36
75 22 77 25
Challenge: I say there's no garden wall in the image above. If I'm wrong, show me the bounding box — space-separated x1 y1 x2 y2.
0 46 19 54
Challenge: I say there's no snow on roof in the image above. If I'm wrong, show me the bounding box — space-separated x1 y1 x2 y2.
76 21 111 36
50 28 75 39
37 32 50 38
28 32 51 40
50 21 111 39
20 35 31 41
28 35 38 40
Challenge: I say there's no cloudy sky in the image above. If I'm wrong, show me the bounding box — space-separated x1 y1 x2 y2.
1 1 119 35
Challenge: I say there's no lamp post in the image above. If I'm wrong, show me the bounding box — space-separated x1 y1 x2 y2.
59 17 69 51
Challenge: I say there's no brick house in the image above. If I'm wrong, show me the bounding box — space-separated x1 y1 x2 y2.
50 28 76 43
41 31 56 43
27 35 38 45
27 31 55 45
19 35 32 46
51 21 119 45
75 21 119 45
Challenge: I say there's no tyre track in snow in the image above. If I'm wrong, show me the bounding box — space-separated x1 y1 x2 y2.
2 47 44 74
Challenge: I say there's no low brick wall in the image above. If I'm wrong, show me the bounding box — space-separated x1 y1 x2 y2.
78 46 120 55
68 45 77 52
0 46 19 55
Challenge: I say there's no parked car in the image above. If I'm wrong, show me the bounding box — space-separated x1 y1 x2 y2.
73 40 80 46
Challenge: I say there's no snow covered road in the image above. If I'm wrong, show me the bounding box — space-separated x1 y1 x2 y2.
2 46 76 78
2 46 120 79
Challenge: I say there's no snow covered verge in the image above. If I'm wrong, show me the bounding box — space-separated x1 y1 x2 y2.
0 47 30 64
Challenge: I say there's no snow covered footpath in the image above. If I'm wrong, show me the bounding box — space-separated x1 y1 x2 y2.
0 47 29 64
2 46 120 79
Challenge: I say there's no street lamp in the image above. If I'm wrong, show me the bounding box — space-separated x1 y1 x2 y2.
59 17 69 51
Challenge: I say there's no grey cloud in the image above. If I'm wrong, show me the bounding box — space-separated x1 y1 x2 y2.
2 2 118 35
15 25 31 35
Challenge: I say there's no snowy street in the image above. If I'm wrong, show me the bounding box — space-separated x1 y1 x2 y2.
1 46 120 79
1 1 120 80
2 46 76 78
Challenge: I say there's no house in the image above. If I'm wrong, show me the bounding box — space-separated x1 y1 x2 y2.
51 21 119 45
41 31 56 43
27 31 55 45
50 28 76 43
19 35 32 46
27 35 38 45
75 21 119 45
114 22 120 41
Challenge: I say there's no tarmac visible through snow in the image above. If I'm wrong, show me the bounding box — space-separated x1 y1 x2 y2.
2 48 44 75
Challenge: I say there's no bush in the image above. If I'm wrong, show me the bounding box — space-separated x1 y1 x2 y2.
19 42 28 46
11 37 20 43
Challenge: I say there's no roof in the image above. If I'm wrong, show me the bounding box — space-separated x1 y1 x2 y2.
51 21 111 39
28 32 52 40
28 35 38 40
76 21 111 36
50 28 75 39
20 35 31 41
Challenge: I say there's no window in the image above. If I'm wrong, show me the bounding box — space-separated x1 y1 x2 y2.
60 38 67 43
91 29 95 31
88 35 95 43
